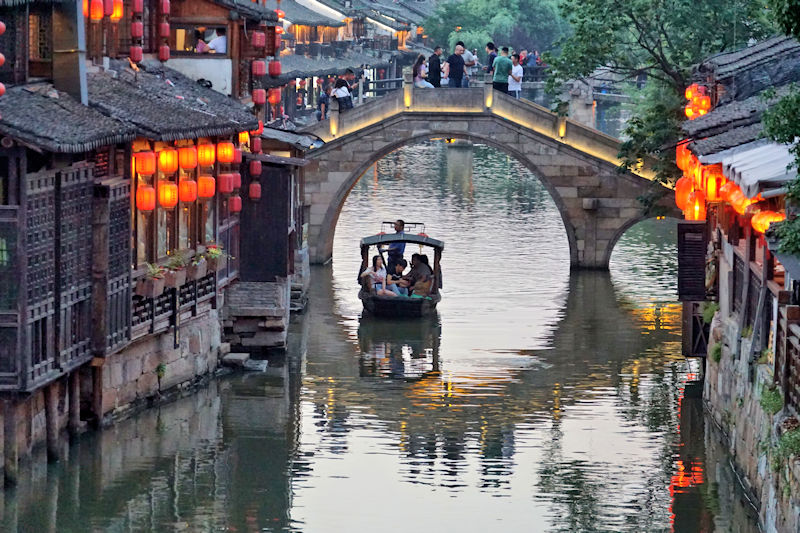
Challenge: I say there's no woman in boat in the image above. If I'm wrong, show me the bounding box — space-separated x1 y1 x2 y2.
360 255 397 297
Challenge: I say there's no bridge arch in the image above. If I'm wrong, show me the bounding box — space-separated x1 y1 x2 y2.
302 88 676 268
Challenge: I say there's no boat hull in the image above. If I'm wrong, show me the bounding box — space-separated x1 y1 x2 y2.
359 290 440 318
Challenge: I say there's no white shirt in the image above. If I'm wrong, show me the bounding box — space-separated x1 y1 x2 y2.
462 49 477 76
207 35 227 54
508 64 523 91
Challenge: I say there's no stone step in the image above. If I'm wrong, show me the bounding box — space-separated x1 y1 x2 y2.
240 330 287 348
221 352 250 367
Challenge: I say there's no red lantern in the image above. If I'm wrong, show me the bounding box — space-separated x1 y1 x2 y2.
217 142 235 163
239 131 250 145
90 0 103 21
252 89 267 105
103 0 113 16
0 22 5 36
752 211 785 233
251 137 262 153
252 60 266 77
275 33 282 50
158 44 170 62
218 173 235 194
198 175 215 198
729 189 752 215
159 0 170 13
134 151 156 175
158 181 179 209
233 149 242 164
249 160 262 177
275 8 285 18
111 0 123 21
132 0 143 13
249 181 262 200
719 182 738 203
676 142 691 171
0 83 6 97
250 120 264 136
131 21 144 37
229 195 242 214
269 60 282 77
159 22 170 38
0 54 5 68
299 79 307 88
158 148 178 173
703 165 725 202
275 26 284 35
674 176 693 211
178 146 197 169
252 31 266 48
268 88 281 105
130 45 143 62
179 179 197 203
198 144 215 166
685 190 706 221
136 185 156 211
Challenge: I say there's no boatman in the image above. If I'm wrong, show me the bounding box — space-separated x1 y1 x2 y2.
386 219 405 274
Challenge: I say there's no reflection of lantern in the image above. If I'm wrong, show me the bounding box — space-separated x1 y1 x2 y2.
269 60 282 77
158 148 178 173
675 176 693 210
232 149 242 164
111 0 123 21
229 195 242 214
685 190 706 221
239 131 250 145
158 44 170 62
158 181 179 208
135 151 156 175
249 160 262 177
251 137 262 153
252 89 267 105
179 179 197 203
198 144 215 166
752 211 786 233
268 88 281 105
252 60 266 77
136 185 156 211
232 172 241 189
217 142 235 163
90 0 103 20
703 165 725 202
250 120 264 136
249 181 262 200
178 146 197 169
198 175 215 198
218 173 234 194
719 181 738 203
130 46 143 62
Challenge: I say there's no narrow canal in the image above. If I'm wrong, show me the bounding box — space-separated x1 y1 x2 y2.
2 141 759 532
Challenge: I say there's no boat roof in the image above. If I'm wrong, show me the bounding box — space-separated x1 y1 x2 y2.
360 233 445 250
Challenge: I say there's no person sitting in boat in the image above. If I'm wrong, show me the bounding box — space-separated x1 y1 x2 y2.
384 219 405 273
403 253 433 296
386 259 409 296
360 255 395 297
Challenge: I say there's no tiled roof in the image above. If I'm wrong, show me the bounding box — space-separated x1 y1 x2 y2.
215 0 279 21
689 123 763 157
262 51 390 85
283 0 344 27
697 36 800 78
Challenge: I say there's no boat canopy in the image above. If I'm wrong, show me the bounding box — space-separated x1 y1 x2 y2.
360 233 445 251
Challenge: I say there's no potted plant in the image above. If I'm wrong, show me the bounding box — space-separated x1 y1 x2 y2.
204 244 226 271
163 254 188 288
187 254 208 280
136 263 166 298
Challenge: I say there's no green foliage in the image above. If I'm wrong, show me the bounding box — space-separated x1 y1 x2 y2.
145 263 165 279
165 253 188 271
772 428 800 471
204 244 225 259
155 363 166 379
702 301 719 324
761 385 784 415
711 343 722 363
770 0 800 38
742 325 753 339
762 86 800 178
769 217 800 255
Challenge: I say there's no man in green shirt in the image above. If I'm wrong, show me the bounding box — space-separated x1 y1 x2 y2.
492 47 513 94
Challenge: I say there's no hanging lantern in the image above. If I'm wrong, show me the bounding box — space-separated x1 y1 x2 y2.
231 172 241 189
103 0 113 17
178 146 197 169
158 181 179 209
179 179 198 203
252 89 267 105
251 137 262 153
676 142 691 171
275 8 285 18
131 21 144 37
239 131 250 145
252 60 266 77
703 165 725 202
83 0 89 17
719 182 739 203
674 176 693 210
685 190 707 221
250 120 264 136
110 0 123 21
269 60 282 77
159 22 170 38
232 149 242 164
268 87 281 105
685 83 699 100
134 151 156 175
728 189 752 215
130 45 143 62
132 0 143 12
158 44 170 62
136 185 156 211
752 211 786 233
90 0 103 21
288 79 296 88
275 26 284 35
198 175 215 198
217 142 235 163
252 31 266 48
158 148 178 173
198 144 216 166
249 181 262 200
229 195 242 214
249 160 262 177
160 0 170 13
218 173 235 194
299 79 307 88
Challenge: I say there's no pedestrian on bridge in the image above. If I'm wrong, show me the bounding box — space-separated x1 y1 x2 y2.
443 44 466 88
509 53 523 99
428 46 442 88
458 41 477 88
492 47 513 94
485 42 497 75
413 55 435 88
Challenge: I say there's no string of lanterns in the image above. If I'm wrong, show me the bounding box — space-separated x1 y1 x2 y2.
158 0 171 62
0 19 5 97
684 83 711 120
130 0 144 62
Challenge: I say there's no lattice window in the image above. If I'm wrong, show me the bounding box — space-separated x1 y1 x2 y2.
0 221 16 311
28 12 51 61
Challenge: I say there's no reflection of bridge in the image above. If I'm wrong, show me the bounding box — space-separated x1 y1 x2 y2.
302 88 676 269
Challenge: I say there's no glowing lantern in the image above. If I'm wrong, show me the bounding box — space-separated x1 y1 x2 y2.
178 146 197 169
83 0 88 16
198 144 216 166
158 44 170 62
158 148 178 173
218 173 235 194
232 172 242 189
268 88 281 105
252 31 266 47
252 60 266 77
674 176 693 210
90 0 103 20
685 190 707 221
251 137 262 153
249 160 262 176
269 60 282 77
158 181 179 209
198 175 215 198
275 8 285 18
134 151 156 175
131 21 144 37
250 120 264 136
252 89 267 105
752 211 786 233
136 185 156 211
132 0 143 12
676 142 692 171
111 0 123 21
703 165 725 202
719 181 738 203
728 189 752 215
249 181 262 200
233 149 243 164
0 22 5 36
179 179 197 203
130 46 143 62
159 22 170 38
229 195 242 214
217 142 235 163
239 131 250 145
685 83 699 100
275 26 284 35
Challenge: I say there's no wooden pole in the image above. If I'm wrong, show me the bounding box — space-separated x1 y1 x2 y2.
68 371 80 438
44 382 60 462
3 399 18 486
92 364 104 427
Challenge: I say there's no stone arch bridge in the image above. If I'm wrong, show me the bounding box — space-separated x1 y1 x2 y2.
301 87 675 268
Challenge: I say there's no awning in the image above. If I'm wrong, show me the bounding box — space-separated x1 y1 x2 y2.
701 141 796 198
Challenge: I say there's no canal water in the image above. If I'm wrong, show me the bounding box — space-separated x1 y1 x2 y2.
1 141 760 532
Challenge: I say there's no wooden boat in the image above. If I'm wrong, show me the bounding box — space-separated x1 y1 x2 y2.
358 224 444 319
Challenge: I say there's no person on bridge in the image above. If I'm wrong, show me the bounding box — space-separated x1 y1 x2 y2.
492 47 513 94
484 42 497 75
428 46 442 88
443 44 466 88
316 84 332 121
333 79 353 111
413 55 435 88
458 41 477 88
509 53 523 99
